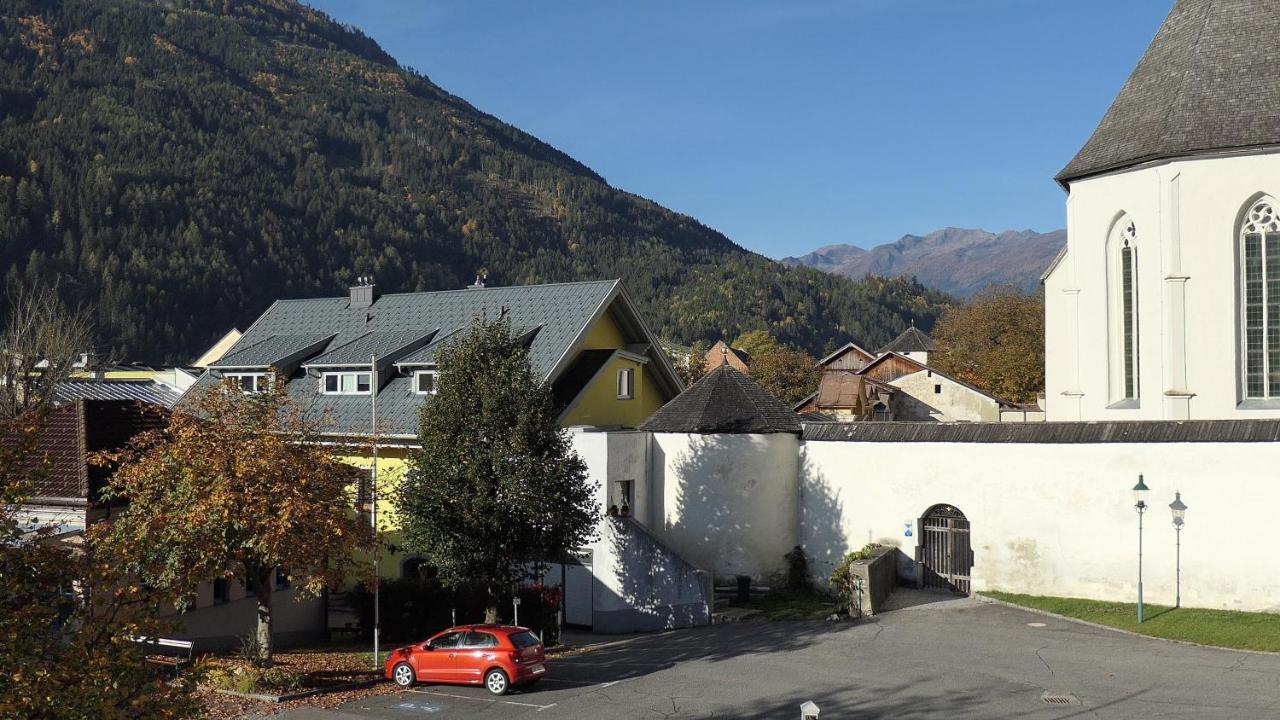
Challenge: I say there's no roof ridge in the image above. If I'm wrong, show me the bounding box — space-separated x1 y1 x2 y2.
271 279 621 304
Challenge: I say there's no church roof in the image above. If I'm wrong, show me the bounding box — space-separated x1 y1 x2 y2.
1058 0 1280 184
639 365 801 435
877 326 935 355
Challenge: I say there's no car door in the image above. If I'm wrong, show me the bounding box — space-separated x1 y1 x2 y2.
454 631 500 684
416 630 465 682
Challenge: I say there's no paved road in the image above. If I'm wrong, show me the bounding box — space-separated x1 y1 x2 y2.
278 591 1280 719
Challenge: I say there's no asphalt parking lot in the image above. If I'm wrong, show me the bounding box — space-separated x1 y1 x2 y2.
276 591 1280 719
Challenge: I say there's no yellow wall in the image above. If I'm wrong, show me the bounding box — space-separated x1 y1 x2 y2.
340 448 411 582
580 310 627 349
560 354 665 428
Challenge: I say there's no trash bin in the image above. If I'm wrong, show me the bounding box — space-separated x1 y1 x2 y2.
735 575 751 603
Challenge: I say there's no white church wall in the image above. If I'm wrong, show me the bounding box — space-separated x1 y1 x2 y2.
1047 150 1280 421
650 432 800 582
800 438 1280 613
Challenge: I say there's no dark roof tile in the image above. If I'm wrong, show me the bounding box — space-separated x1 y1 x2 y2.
1059 0 1280 183
640 365 800 434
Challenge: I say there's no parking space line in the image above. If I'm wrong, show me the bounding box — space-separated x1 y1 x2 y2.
407 688 557 711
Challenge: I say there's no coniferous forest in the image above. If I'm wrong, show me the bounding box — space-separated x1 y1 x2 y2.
0 0 950 362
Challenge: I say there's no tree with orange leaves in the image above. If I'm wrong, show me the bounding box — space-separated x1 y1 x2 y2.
92 377 373 665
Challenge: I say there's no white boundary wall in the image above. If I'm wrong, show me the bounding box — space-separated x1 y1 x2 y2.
801 439 1280 613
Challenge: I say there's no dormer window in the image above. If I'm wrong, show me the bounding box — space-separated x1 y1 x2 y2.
413 370 438 395
225 372 268 394
321 371 372 395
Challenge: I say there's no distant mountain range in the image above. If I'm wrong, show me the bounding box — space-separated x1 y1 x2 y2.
781 228 1066 298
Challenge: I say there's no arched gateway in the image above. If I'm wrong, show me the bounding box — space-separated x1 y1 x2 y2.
918 504 973 594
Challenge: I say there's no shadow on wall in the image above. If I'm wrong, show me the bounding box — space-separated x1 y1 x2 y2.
667 433 791 582
605 517 710 633
798 450 850 586
892 391 943 422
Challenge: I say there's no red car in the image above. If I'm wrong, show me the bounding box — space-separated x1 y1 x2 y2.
385 625 547 695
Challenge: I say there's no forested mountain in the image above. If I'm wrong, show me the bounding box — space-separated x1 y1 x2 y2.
783 228 1066 297
0 0 949 362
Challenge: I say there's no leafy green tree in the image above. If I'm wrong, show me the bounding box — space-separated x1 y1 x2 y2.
931 286 1045 403
92 380 372 665
397 314 598 622
676 339 709 386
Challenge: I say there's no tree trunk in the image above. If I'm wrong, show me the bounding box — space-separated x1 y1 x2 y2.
250 565 274 665
484 586 499 624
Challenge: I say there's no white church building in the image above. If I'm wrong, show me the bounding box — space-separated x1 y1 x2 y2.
551 0 1280 634
1044 0 1280 421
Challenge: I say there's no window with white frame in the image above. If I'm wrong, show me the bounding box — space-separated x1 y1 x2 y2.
413 370 438 395
616 367 634 399
225 372 268 394
1242 197 1280 399
1108 216 1140 403
321 371 372 395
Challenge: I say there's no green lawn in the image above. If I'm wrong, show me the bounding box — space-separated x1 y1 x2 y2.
984 592 1280 653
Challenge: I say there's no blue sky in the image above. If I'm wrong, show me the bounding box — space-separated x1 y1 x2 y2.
306 1 1171 258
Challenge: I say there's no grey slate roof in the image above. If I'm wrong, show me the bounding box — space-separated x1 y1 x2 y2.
803 419 1280 444
188 280 653 438
1058 0 1280 184
877 326 935 355
639 365 801 434
212 332 334 368
55 380 182 409
304 329 438 367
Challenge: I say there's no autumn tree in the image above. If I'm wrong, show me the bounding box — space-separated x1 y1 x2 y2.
730 330 822 406
0 281 93 419
397 315 597 623
93 380 372 664
931 286 1045 403
0 415 200 718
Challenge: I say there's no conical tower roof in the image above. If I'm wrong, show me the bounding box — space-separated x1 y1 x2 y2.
639 365 801 434
1058 0 1280 185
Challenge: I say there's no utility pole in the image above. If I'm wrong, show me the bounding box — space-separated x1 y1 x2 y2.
371 353 380 667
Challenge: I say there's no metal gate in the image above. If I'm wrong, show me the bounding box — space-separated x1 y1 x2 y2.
918 504 972 594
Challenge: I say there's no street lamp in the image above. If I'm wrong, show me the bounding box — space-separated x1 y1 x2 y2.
1132 475 1149 623
1169 492 1187 608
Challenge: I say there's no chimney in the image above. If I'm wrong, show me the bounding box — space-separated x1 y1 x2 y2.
467 270 488 290
350 276 381 308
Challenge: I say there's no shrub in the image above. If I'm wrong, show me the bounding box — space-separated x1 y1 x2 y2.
829 543 880 603
784 545 813 592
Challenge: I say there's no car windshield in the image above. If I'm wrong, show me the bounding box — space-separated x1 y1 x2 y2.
509 631 541 649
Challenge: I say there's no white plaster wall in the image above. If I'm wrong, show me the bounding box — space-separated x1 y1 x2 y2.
889 370 1001 422
800 439 1280 613
650 432 800 582
568 429 709 632
1047 150 1280 420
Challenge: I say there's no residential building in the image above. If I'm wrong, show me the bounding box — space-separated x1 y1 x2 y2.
860 352 1012 423
188 278 685 580
703 340 751 373
1044 0 1280 420
876 324 935 365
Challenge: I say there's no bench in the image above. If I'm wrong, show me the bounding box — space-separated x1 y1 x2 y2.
130 636 195 675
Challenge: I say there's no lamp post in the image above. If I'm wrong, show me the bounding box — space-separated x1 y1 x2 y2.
1169 492 1187 609
1132 475 1149 624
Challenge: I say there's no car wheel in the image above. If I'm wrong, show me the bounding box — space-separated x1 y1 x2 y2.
392 662 416 688
484 668 509 695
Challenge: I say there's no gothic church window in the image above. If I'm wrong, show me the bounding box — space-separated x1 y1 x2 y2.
1109 216 1140 403
1242 198 1280 399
